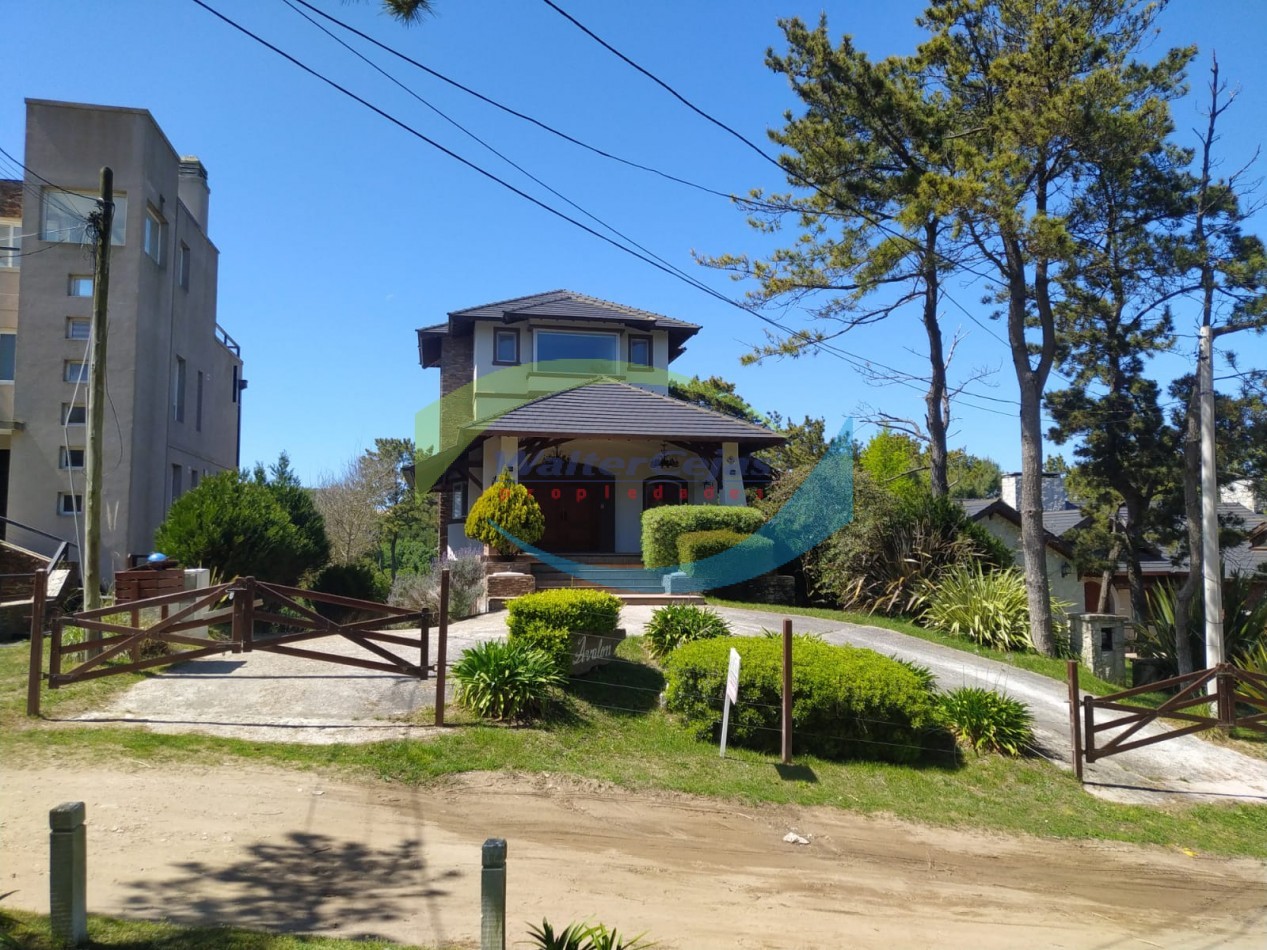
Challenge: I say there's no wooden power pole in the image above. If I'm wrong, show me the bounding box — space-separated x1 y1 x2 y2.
83 167 114 611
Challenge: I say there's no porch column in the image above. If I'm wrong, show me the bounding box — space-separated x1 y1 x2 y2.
482 436 520 485
720 441 744 506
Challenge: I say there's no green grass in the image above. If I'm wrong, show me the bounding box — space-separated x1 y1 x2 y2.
5 636 1267 860
0 909 432 949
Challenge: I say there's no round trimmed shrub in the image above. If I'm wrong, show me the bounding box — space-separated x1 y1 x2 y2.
506 589 622 638
644 604 731 659
938 686 1034 756
452 639 564 722
664 636 937 763
509 621 572 677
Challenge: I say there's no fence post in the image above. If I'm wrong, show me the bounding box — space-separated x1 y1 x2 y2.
49 802 87 947
421 607 431 681
781 617 793 765
1216 664 1234 731
480 838 507 950
1083 694 1096 764
27 568 47 716
435 568 450 727
1066 660 1083 783
241 577 256 653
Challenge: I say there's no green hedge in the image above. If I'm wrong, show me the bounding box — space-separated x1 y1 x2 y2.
506 588 622 638
664 636 937 763
641 505 766 569
677 529 775 577
508 622 572 676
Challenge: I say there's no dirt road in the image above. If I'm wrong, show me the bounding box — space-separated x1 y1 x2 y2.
2 763 1263 949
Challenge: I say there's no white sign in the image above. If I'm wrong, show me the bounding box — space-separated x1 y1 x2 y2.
720 648 741 758
726 648 741 704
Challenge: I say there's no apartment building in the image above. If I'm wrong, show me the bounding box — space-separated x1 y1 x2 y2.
2 99 244 582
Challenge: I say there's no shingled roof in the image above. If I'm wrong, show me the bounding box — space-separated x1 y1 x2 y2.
466 380 785 446
449 289 700 330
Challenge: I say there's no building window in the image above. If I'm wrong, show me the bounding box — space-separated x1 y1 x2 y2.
535 330 619 367
57 493 83 516
0 333 14 382
173 357 186 422
59 447 85 470
195 370 204 432
64 361 88 383
171 464 182 503
41 190 127 245
178 242 190 289
451 481 466 520
143 206 166 264
231 364 238 404
628 335 652 369
0 221 20 268
190 469 200 490
68 275 93 297
61 404 86 425
493 329 520 365
66 318 90 341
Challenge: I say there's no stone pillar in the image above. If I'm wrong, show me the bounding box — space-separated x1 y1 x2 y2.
1068 613 1127 685
720 440 743 506
49 801 87 947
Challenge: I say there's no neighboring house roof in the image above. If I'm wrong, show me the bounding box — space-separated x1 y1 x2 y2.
1042 509 1094 537
466 380 786 446
0 179 21 218
958 497 1075 560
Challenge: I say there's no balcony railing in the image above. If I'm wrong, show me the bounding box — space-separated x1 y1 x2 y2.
215 324 241 356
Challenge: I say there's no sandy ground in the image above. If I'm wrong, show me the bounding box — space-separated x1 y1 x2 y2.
2 763 1265 949
62 605 1267 804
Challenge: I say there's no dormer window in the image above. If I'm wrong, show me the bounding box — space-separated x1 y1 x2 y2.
628 335 652 369
535 329 618 368
493 328 519 365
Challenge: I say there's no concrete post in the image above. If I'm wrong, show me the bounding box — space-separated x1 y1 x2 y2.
49 802 87 947
480 837 507 950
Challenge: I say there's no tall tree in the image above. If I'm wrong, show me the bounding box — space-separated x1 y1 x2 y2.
700 17 966 497
919 0 1191 654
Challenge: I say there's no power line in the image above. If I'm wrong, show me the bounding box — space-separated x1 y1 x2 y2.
287 0 737 201
280 0 711 296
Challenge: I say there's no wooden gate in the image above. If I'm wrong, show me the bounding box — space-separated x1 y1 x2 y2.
1066 660 1267 781
27 574 437 716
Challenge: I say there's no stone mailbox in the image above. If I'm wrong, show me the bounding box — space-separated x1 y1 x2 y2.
1068 613 1127 685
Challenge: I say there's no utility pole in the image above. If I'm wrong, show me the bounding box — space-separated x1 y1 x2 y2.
1198 324 1223 673
83 167 113 612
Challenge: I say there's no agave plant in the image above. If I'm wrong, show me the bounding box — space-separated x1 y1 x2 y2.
938 686 1034 756
644 604 730 659
526 920 656 950
451 640 563 722
918 563 1072 652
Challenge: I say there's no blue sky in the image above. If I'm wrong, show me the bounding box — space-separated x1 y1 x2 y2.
6 0 1266 484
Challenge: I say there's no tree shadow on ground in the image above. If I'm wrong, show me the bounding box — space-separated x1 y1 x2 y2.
563 657 666 719
120 831 461 941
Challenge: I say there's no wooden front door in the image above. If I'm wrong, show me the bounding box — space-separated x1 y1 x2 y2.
523 476 615 553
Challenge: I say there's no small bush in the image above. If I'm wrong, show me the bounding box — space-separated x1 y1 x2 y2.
641 505 766 569
938 686 1034 756
506 589 621 638
527 920 655 950
388 552 485 620
664 636 937 763
308 561 390 622
451 639 563 722
465 469 545 555
510 622 572 676
644 604 730 659
919 563 1070 651
676 530 775 578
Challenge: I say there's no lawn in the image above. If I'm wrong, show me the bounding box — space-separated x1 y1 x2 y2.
0 909 429 949
4 635 1266 860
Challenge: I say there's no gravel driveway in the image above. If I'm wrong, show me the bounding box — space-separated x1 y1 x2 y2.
69 603 1267 803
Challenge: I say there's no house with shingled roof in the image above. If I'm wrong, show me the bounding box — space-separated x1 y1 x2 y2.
416 291 784 563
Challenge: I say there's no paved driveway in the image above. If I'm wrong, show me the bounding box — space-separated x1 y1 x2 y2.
69 603 1267 802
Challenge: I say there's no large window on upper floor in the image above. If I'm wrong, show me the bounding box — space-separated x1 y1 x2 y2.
0 222 20 268
534 330 619 369
41 189 127 245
